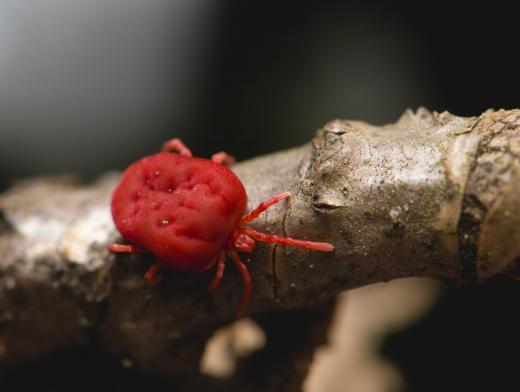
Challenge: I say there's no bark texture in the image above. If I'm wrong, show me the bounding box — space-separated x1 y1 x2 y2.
1 108 520 374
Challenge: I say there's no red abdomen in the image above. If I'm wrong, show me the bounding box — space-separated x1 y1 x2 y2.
111 152 247 272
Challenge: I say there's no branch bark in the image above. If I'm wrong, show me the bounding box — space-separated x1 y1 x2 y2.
1 108 520 374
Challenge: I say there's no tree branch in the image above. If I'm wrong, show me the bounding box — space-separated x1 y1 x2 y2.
1 108 519 374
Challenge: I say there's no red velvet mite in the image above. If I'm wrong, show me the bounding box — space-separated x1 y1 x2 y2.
109 138 334 315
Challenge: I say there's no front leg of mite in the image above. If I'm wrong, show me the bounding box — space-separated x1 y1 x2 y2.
239 192 334 252
233 230 256 253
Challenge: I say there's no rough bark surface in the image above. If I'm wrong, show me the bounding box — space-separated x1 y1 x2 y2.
1 108 520 374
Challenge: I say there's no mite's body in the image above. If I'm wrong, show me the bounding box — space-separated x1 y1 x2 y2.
109 139 333 314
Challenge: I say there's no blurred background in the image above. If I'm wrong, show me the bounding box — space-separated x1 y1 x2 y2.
2 1 519 190
1 1 520 391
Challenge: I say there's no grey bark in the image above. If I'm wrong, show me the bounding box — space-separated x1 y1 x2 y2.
1 108 519 374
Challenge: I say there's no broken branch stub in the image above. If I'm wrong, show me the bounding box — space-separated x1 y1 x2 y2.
1 108 520 372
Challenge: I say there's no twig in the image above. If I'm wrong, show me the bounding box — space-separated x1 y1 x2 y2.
1 108 519 374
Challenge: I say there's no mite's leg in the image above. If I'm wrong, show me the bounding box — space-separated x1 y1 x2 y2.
108 244 163 286
239 227 334 252
161 138 192 157
211 151 236 166
240 192 292 224
228 251 252 316
233 231 256 253
144 261 163 286
108 244 146 253
208 252 226 291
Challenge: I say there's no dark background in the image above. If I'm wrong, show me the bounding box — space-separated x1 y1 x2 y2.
1 1 519 390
